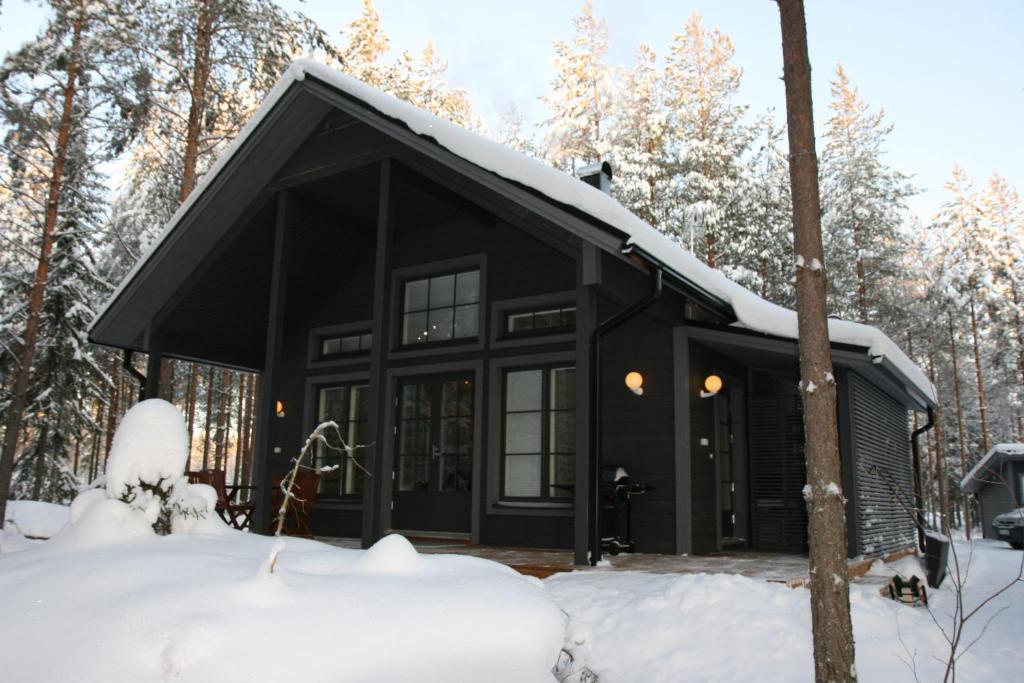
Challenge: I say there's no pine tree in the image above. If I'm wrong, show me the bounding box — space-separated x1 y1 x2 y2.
338 0 391 88
724 117 795 306
663 13 753 268
0 0 148 515
820 64 914 324
610 44 671 229
540 0 613 173
777 3 858 680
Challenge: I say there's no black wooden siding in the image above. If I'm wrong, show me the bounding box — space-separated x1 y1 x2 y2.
849 371 915 557
748 393 808 553
600 310 677 554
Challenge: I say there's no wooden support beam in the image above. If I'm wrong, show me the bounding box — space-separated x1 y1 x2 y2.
251 190 290 534
574 245 598 565
363 159 395 548
672 326 692 556
144 329 163 400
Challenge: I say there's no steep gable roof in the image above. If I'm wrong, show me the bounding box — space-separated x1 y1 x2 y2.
92 59 935 404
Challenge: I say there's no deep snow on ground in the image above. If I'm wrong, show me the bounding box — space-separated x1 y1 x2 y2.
0 530 565 683
545 540 1023 682
3 499 69 538
3 491 1020 682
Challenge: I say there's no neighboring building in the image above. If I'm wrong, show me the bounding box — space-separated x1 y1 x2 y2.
89 61 936 564
962 443 1024 541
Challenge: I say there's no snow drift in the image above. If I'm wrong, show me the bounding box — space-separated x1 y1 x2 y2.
0 532 566 682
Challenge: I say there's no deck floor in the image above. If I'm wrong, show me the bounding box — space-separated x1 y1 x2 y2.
317 537 811 582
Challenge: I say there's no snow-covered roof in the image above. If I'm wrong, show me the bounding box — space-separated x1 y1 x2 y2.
961 443 1024 492
93 59 935 404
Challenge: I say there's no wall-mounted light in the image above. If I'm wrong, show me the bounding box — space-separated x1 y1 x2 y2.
625 371 644 396
275 400 286 418
700 374 723 399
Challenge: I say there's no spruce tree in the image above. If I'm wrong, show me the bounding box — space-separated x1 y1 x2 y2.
0 0 148 515
663 13 753 268
610 44 671 229
820 64 914 324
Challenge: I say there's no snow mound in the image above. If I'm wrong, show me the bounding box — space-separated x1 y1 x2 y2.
354 533 422 574
3 500 70 538
68 486 109 524
47 498 155 552
0 532 565 682
105 399 189 500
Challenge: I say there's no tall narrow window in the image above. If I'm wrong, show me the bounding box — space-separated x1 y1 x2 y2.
501 366 575 500
315 384 369 496
402 269 480 345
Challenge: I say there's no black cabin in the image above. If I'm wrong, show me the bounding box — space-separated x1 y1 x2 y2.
90 60 936 565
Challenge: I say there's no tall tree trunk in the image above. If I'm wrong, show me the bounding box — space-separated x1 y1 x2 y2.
854 221 868 323
928 356 951 532
0 8 86 525
179 0 214 202
948 314 972 537
185 363 199 469
202 365 215 469
241 376 259 490
777 2 857 680
966 283 990 454
73 436 81 476
159 358 176 402
233 372 246 486
213 368 230 469
104 360 122 469
30 422 50 501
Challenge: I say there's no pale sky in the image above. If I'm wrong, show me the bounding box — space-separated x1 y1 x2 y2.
2 0 1021 222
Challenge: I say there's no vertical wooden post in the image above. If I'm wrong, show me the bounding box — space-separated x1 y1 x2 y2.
144 330 163 399
363 159 394 548
574 243 599 565
251 190 290 534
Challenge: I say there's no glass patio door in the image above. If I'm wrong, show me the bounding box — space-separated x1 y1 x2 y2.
391 374 474 533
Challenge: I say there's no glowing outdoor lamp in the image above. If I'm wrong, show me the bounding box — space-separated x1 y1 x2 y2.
700 374 723 398
625 371 644 396
275 400 286 418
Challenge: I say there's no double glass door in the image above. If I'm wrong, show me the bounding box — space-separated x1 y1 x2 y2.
392 374 474 533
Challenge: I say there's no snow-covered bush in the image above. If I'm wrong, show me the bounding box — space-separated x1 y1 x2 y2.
101 399 217 534
58 399 223 544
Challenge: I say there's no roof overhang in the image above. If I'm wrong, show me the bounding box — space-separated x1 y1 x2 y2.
962 444 1024 493
685 322 936 411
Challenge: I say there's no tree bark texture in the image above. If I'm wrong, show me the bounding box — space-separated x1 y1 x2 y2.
202 365 215 469
213 367 230 470
947 315 970 535
776 2 858 681
966 285 990 454
0 8 86 525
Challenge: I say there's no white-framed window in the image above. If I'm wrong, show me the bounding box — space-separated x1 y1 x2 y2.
501 366 575 500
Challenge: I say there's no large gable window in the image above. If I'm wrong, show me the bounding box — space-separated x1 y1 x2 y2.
501 366 575 500
401 269 480 345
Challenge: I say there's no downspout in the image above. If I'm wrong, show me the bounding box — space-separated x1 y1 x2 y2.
910 406 935 552
589 262 663 566
122 350 147 403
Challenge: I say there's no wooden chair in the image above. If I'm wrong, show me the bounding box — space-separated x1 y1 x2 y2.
270 470 321 538
187 469 255 530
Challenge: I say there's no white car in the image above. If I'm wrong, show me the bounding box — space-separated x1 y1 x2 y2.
992 507 1024 549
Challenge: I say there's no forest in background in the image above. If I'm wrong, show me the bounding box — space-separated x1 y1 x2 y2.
1 0 1020 533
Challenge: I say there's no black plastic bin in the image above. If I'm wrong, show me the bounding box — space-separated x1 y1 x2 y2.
924 531 950 588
